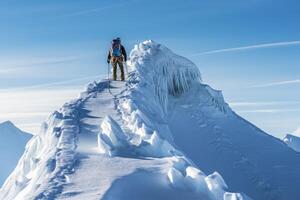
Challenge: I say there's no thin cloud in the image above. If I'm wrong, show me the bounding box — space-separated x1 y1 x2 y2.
0 55 83 68
62 1 130 17
238 108 300 113
0 54 95 78
192 40 300 56
1 112 49 119
0 68 25 75
229 101 300 107
249 79 300 88
0 75 105 92
63 6 113 17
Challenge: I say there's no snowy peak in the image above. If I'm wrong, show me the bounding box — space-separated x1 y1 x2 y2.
0 120 19 131
0 120 31 141
0 120 14 127
129 40 201 82
283 134 300 152
128 40 202 111
0 121 32 186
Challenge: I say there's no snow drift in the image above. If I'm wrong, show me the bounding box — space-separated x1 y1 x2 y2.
1 40 300 200
0 121 32 186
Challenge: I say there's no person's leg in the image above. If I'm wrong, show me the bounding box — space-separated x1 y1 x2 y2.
118 60 125 81
112 62 117 81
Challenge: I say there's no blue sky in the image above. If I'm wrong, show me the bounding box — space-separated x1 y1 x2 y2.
0 0 299 138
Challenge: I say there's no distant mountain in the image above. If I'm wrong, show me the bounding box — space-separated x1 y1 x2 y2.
0 121 32 186
283 134 300 152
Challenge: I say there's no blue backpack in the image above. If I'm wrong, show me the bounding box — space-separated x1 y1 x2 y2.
111 39 122 57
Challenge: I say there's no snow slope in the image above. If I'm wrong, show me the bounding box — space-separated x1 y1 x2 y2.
0 121 32 186
1 40 300 200
124 41 300 199
283 134 300 152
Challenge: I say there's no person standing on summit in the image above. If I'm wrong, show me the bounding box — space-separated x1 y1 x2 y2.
107 37 127 81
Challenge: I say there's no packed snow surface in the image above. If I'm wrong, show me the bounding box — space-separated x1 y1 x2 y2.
1 40 300 200
0 121 32 186
283 134 300 152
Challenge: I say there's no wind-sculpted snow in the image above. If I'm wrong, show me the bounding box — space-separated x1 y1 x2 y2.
0 81 109 200
0 100 80 199
128 40 202 112
97 40 249 199
96 41 300 200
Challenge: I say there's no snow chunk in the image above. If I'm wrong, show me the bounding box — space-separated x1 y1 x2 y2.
206 171 228 190
283 134 300 152
167 167 185 189
98 116 128 156
166 156 249 200
139 131 175 157
224 192 245 200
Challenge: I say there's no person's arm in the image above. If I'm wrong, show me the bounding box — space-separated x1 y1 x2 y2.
121 45 127 62
107 50 111 63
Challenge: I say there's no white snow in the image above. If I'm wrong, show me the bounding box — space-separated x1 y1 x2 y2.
283 134 300 152
1 40 300 200
0 121 32 187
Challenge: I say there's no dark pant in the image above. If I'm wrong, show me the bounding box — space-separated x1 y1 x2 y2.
111 59 125 81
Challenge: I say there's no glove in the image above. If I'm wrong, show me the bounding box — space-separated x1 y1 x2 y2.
107 59 110 64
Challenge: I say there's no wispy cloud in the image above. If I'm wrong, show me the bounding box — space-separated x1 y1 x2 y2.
1 112 49 119
61 1 132 17
249 79 300 88
0 88 85 134
0 67 26 75
0 55 83 68
63 5 114 17
238 108 300 113
192 40 300 56
229 101 300 107
0 75 105 92
0 54 95 78
230 101 300 115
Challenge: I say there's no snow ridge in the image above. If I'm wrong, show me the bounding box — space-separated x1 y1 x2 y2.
0 101 80 200
0 81 109 200
2 41 248 200
97 40 248 199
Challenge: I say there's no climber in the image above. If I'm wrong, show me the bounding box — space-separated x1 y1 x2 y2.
107 37 127 81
